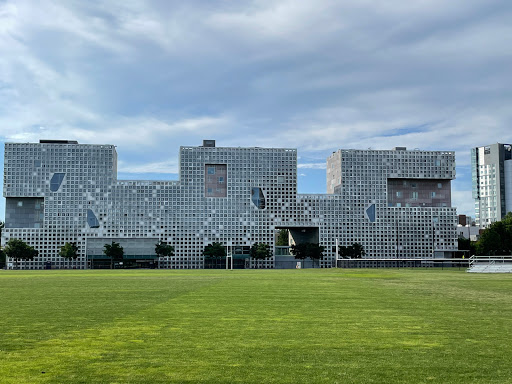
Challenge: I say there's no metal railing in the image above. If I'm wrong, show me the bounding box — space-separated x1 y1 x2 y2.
337 258 470 269
467 255 512 273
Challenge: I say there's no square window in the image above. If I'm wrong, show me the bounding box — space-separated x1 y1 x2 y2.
208 167 215 175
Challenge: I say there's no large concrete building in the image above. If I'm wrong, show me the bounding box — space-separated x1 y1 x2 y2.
3 140 458 269
471 143 512 227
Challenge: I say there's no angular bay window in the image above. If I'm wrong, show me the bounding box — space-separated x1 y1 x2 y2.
251 187 266 209
87 209 100 228
366 203 376 223
50 173 65 192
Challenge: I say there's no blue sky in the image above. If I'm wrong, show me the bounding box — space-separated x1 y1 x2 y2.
1 0 511 219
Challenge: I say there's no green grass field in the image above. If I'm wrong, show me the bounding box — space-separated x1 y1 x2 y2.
1 269 511 383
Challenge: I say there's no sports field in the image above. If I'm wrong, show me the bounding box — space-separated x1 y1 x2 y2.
1 269 511 383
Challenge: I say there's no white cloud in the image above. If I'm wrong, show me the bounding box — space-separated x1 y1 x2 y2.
0 0 511 220
298 163 326 170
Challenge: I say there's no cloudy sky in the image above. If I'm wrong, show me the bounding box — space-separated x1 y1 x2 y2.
1 0 511 218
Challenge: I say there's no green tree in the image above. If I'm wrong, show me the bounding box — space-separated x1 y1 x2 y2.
0 221 4 269
59 242 79 268
276 229 289 246
457 237 476 257
155 241 175 258
103 241 124 269
290 243 308 262
290 242 324 267
338 243 365 259
250 243 273 268
338 246 351 259
203 242 226 258
476 213 512 255
351 243 366 258
0 248 5 269
306 243 325 267
4 238 38 269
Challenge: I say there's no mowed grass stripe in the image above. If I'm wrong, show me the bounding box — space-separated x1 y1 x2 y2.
0 269 511 383
0 270 224 353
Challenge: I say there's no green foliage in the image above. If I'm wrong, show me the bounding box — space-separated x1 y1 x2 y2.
276 229 289 246
250 243 272 260
289 243 308 260
4 238 38 262
338 243 366 258
307 243 325 261
457 237 476 257
155 241 175 258
59 242 79 260
475 213 512 255
103 241 124 269
290 242 325 267
203 242 226 258
251 243 273 269
0 248 5 268
351 243 365 258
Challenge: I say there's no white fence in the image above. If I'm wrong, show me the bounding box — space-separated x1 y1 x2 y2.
467 256 512 273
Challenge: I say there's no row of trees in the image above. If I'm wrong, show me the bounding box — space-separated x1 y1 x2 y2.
289 242 325 267
202 242 273 268
2 235 363 269
202 241 329 267
1 239 176 269
460 212 512 256
101 240 175 269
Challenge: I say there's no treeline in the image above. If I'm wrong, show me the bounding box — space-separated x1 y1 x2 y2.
459 212 512 256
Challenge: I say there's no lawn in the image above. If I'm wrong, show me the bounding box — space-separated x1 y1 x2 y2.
0 268 511 383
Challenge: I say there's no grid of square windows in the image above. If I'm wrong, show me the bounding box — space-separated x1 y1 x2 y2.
3 142 457 269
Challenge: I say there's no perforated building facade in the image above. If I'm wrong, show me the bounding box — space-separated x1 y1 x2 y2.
327 147 458 259
3 141 458 269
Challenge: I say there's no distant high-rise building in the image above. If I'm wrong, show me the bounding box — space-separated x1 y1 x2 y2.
471 143 512 227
